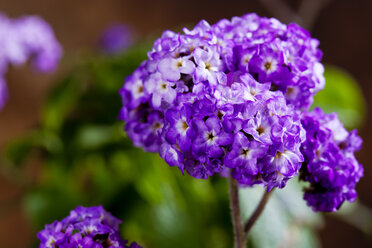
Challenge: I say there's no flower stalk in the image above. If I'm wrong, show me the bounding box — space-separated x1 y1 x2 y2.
228 172 246 248
229 172 274 247
244 189 273 236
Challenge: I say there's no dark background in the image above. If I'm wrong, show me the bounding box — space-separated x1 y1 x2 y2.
0 0 371 247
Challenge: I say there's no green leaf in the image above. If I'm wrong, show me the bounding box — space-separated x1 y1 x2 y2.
275 179 323 227
335 201 372 237
240 186 291 248
76 124 123 149
5 135 35 166
42 75 82 131
312 65 366 129
240 179 322 248
5 130 63 166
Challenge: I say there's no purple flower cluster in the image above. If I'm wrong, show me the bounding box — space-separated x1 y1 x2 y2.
119 13 318 190
37 206 142 248
300 108 363 212
119 13 363 211
0 13 62 109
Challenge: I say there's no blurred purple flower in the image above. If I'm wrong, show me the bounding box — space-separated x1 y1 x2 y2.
0 77 8 110
0 13 62 110
100 24 133 54
0 14 62 72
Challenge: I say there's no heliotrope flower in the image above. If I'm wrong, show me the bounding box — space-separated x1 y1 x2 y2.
299 108 363 212
119 13 312 189
119 13 363 209
0 13 62 110
37 206 142 248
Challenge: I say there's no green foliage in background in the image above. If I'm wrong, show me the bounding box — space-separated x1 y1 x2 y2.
1 42 367 247
312 65 366 129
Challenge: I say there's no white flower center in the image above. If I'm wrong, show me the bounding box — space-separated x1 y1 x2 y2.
131 80 144 99
176 119 188 136
262 58 277 73
205 131 217 145
239 148 252 160
46 237 56 248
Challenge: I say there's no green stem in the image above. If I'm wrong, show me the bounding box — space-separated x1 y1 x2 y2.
243 189 273 238
228 172 246 248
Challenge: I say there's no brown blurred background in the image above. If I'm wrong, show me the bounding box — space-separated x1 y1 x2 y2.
0 0 371 247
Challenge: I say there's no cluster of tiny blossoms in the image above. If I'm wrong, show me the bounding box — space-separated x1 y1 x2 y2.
119 13 363 211
0 13 62 109
300 108 363 211
37 206 142 248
